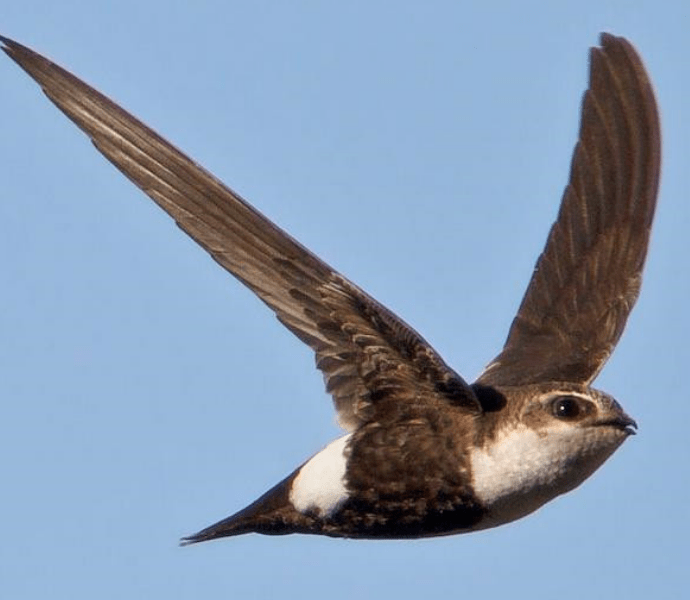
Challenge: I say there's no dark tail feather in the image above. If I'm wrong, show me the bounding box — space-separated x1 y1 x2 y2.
180 505 270 545
180 469 315 545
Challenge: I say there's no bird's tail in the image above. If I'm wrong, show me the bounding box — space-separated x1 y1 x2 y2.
180 469 317 545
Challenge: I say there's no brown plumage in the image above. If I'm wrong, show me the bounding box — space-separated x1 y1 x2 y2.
1 33 660 543
479 36 661 387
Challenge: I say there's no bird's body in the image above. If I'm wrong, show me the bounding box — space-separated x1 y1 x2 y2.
1 33 660 544
181 382 634 541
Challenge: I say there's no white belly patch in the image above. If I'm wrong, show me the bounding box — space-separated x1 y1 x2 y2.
289 433 352 516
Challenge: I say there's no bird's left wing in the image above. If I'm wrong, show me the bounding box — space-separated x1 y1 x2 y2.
1 36 481 429
478 34 660 387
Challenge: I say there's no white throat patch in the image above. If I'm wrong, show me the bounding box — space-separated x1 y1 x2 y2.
469 423 580 527
289 433 352 516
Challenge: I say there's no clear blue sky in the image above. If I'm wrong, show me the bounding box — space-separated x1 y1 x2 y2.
1 2 687 599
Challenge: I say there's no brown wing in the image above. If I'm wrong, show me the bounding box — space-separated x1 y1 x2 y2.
478 33 661 387
1 36 480 429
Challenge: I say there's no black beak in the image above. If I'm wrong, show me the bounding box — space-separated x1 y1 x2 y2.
598 415 638 435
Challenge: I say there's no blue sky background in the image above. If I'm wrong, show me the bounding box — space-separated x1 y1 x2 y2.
1 2 688 599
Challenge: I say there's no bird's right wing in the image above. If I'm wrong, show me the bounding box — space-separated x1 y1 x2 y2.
1 36 481 430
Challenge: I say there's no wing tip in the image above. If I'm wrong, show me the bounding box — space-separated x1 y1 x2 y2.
0 34 52 81
0 34 18 58
0 34 31 60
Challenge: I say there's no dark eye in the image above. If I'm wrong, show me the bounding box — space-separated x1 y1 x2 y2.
551 396 583 420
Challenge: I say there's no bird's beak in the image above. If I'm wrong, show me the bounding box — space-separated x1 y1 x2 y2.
596 414 638 435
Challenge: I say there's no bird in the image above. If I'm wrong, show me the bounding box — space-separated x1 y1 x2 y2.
1 32 660 543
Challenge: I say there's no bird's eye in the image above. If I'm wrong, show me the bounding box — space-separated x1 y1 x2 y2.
551 396 583 420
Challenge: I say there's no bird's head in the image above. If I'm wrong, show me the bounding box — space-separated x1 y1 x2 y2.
469 382 636 529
